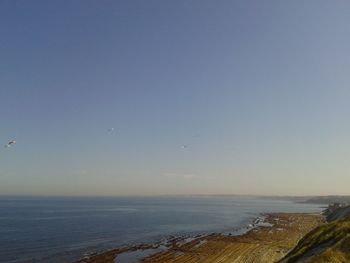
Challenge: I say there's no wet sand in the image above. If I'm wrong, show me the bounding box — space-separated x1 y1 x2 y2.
77 213 324 263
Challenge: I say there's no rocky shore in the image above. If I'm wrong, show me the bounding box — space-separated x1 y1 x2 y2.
77 213 323 263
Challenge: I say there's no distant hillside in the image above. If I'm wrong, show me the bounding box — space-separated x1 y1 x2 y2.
326 205 350 222
279 205 350 263
261 195 350 205
298 196 350 205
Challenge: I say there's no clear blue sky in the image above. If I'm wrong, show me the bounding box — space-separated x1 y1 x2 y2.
1 1 350 196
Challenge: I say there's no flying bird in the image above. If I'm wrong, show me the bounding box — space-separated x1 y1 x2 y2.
108 128 115 133
181 145 188 149
5 140 16 148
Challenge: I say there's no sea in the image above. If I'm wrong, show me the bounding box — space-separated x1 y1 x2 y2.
0 196 324 263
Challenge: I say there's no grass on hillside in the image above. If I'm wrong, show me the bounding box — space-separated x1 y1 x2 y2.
281 217 350 263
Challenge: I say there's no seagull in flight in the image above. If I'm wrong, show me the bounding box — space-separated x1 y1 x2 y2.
4 140 16 148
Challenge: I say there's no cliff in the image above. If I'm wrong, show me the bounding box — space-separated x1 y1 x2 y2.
279 205 350 263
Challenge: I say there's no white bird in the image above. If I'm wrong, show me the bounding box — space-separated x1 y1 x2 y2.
181 145 188 149
108 128 115 133
5 140 16 148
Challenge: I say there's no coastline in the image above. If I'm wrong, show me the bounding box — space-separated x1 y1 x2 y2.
77 212 324 263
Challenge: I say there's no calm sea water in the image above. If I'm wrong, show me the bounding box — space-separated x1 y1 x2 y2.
0 196 323 263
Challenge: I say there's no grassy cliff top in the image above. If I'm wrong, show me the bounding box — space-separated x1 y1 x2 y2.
280 212 350 263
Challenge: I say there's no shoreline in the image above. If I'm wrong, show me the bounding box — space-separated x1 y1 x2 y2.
77 212 324 263
76 214 265 263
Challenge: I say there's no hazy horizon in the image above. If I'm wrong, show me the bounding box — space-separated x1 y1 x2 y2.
2 1 350 196
0 194 349 199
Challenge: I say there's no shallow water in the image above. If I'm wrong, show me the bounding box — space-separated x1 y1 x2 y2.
0 196 323 262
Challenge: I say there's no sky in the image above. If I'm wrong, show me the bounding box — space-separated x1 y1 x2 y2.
1 1 350 196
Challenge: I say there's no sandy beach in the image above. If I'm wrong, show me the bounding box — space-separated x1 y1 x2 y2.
77 213 323 263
